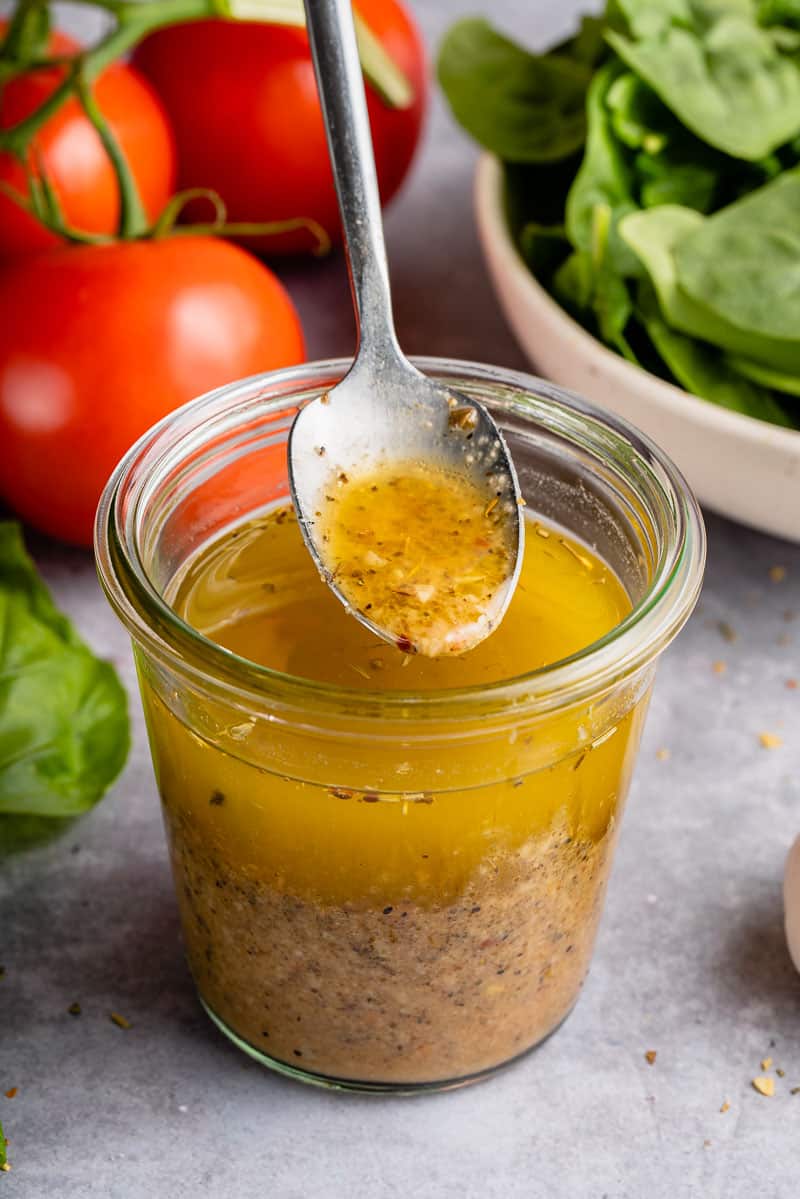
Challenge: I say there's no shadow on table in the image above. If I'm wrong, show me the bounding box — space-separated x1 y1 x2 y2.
712 888 800 1021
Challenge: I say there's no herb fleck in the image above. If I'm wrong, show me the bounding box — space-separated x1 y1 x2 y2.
209 790 226 806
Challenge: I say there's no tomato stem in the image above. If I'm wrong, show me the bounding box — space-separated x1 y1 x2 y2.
0 0 414 245
1 0 51 64
75 71 150 238
151 186 333 254
0 0 414 153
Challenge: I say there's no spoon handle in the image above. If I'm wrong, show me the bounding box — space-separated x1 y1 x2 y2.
303 0 400 363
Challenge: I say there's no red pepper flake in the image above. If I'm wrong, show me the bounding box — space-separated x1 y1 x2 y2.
644 1050 657 1065
4 1090 16 1100
395 635 415 654
361 793 380 804
787 679 798 690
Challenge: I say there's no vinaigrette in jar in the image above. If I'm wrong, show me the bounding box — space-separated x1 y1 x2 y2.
139 503 645 1087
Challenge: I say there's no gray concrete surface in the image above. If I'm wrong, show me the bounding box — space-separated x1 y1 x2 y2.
2 1 800 1195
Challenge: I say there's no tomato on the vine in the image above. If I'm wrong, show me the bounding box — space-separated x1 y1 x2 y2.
133 0 427 254
0 237 305 545
0 24 176 258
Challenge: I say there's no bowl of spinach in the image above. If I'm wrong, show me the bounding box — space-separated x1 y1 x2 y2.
440 2 800 542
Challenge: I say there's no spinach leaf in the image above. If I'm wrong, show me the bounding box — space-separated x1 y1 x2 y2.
674 170 800 365
589 202 636 355
437 19 591 163
636 155 718 210
727 354 800 397
607 0 800 159
556 14 609 67
554 202 636 360
620 203 800 372
565 61 641 276
518 222 571 282
758 0 800 28
605 71 673 152
637 284 796 425
0 523 129 819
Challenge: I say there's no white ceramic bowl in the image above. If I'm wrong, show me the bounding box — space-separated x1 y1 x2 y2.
475 154 800 543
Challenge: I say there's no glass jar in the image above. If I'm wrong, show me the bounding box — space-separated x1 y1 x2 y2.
95 359 704 1093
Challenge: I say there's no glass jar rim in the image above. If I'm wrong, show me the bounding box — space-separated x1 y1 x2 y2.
95 357 705 720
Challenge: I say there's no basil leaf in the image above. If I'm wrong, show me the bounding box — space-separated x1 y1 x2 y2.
0 523 129 819
565 61 641 276
637 285 795 426
437 19 591 162
607 0 800 160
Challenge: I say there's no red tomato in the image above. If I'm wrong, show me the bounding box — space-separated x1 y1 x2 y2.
133 0 427 254
0 238 305 544
0 24 176 258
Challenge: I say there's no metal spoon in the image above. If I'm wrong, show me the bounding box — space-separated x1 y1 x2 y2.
289 0 524 656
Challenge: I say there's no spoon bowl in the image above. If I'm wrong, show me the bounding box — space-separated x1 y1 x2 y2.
290 357 524 654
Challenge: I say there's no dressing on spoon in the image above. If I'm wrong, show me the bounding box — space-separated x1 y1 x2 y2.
317 460 518 657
